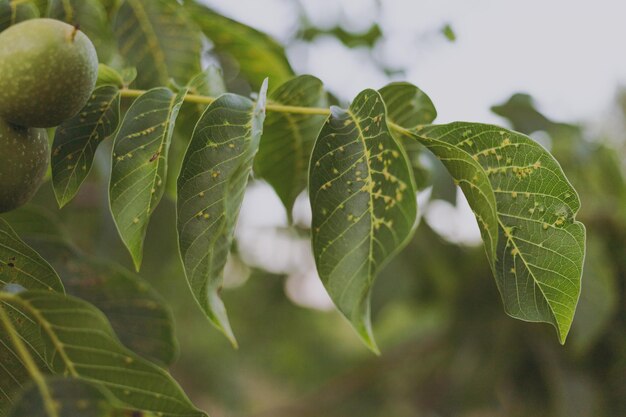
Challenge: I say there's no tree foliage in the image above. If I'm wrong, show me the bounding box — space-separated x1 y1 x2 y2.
0 1 594 416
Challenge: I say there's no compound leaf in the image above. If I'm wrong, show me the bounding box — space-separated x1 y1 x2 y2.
309 89 417 352
177 82 268 347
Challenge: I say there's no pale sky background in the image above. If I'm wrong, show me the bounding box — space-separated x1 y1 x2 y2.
202 0 626 309
204 0 626 125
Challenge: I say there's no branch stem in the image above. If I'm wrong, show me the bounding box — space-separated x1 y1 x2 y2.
119 88 410 135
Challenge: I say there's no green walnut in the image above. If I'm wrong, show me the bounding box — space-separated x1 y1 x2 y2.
0 118 49 213
0 18 98 128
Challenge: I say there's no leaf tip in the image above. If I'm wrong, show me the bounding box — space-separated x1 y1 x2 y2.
256 78 269 110
55 196 69 209
207 291 239 349
556 323 571 346
130 251 143 273
52 184 71 209
350 308 380 354
357 322 380 355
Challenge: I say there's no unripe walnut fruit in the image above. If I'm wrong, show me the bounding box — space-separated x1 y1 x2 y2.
0 118 49 213
0 18 98 128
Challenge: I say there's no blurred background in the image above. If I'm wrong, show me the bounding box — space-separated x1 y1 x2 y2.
13 0 626 416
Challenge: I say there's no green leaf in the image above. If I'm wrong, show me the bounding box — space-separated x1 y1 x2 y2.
491 93 581 139
0 2 9 32
110 87 187 271
441 23 456 42
0 291 206 417
51 85 121 208
379 82 437 128
60 257 178 366
186 1 294 89
48 0 115 62
0 0 38 32
0 343 29 415
177 81 268 347
120 67 138 87
0 218 63 294
300 24 383 49
406 128 499 263
570 236 618 353
96 64 124 88
167 66 227 199
412 122 585 343
3 207 178 366
309 89 418 352
8 377 141 417
187 66 228 98
255 75 328 217
379 82 438 192
0 311 44 416
114 0 202 88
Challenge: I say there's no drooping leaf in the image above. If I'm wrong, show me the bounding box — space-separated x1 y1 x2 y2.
8 377 143 417
114 0 202 88
110 87 187 270
3 207 178 366
0 218 63 294
255 75 328 217
177 81 268 347
412 122 585 343
52 85 121 208
0 291 206 417
48 0 115 62
309 89 418 352
186 1 294 90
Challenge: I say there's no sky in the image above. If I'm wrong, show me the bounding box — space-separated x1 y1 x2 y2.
202 0 626 309
205 0 626 125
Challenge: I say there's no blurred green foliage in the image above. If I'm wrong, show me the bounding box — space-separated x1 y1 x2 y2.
0 1 623 416
10 88 623 416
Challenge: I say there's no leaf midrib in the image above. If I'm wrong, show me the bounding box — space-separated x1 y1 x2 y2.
346 108 376 297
